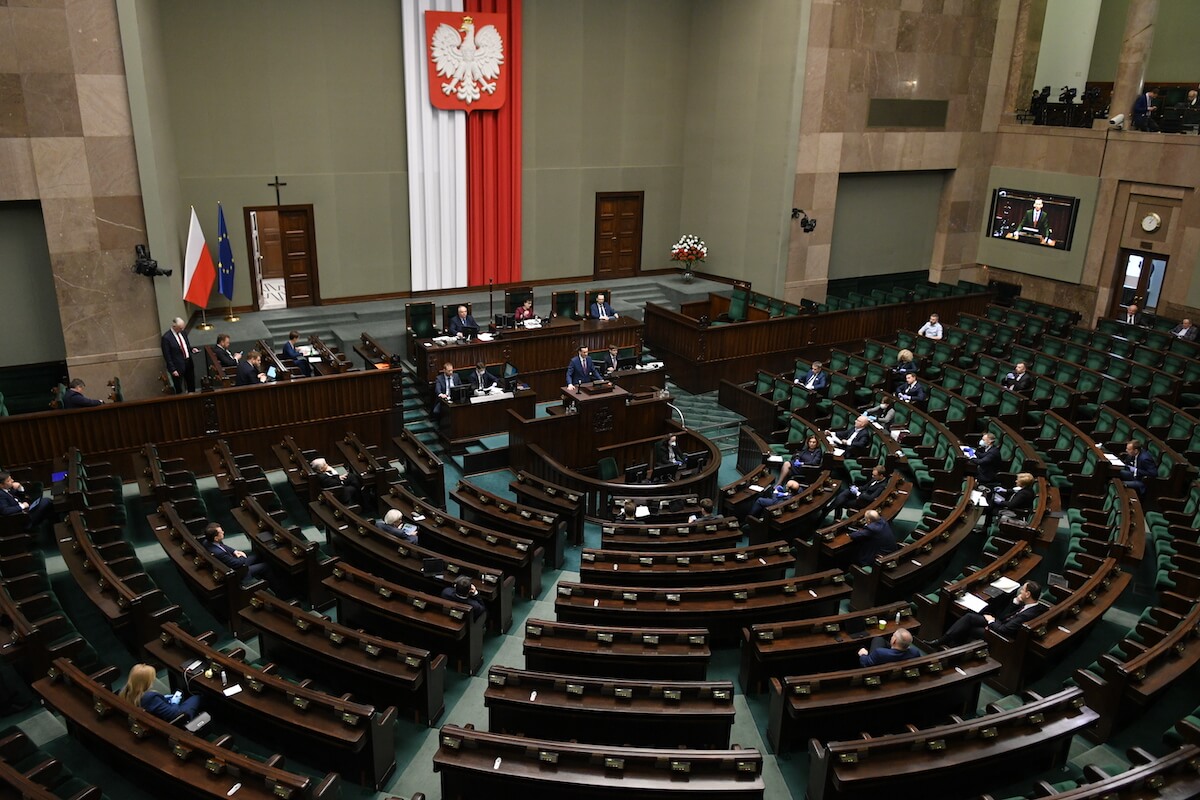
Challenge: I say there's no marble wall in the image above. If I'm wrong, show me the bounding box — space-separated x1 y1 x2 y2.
785 0 1019 303
0 0 162 400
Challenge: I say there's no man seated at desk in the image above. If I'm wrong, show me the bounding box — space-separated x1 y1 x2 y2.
376 509 418 544
441 576 487 622
828 415 872 454
566 346 604 391
896 372 927 405
469 361 499 393
64 379 104 408
858 628 919 667
848 509 899 567
202 522 271 584
281 330 313 377
601 344 622 375
236 350 269 386
590 293 618 320
748 479 802 520
0 472 52 529
434 362 461 419
793 360 828 392
311 457 360 506
928 581 1042 648
213 333 240 368
449 305 479 338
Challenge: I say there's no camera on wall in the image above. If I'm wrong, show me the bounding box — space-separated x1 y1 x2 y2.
132 244 172 277
1108 114 1124 129
1058 86 1077 104
791 208 817 234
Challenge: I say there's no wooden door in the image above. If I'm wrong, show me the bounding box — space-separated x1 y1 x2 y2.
244 204 321 310
1110 249 1168 316
594 192 644 279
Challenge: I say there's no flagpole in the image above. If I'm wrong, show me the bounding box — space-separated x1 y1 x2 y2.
195 305 213 331
225 305 240 323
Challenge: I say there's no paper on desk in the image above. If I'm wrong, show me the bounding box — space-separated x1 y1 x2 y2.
957 593 989 613
223 684 243 697
1104 454 1124 466
970 490 989 507
766 455 784 464
991 576 1020 592
832 448 845 457
748 485 766 493
634 505 651 518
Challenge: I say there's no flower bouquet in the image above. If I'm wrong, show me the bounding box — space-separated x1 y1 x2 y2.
670 234 707 282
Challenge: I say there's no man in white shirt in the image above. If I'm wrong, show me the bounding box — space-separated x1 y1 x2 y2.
917 313 943 340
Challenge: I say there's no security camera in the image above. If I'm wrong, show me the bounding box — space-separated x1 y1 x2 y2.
1108 114 1124 129
131 244 172 277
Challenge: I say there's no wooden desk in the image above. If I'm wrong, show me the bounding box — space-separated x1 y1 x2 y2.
441 389 536 448
523 618 711 680
415 316 644 399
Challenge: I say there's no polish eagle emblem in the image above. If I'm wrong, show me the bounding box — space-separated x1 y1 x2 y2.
430 16 505 106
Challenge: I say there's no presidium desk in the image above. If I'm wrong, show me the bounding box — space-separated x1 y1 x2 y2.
413 316 652 400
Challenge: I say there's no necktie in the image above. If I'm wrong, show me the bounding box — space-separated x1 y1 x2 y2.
600 305 607 320
177 332 186 356
1128 315 1134 324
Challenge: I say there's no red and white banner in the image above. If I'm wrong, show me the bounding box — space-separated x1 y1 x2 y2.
182 206 216 307
426 11 507 112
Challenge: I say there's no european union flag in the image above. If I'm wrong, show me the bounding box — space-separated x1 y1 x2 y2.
217 203 235 301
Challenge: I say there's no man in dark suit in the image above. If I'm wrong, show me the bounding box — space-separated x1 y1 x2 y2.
281 330 313 377
64 379 103 409
448 305 479 338
469 362 498 392
970 432 1004 487
202 522 270 583
1133 87 1159 131
931 581 1042 647
235 351 267 386
1122 303 1144 326
1179 90 1200 111
749 479 802 520
1170 318 1197 341
601 345 621 375
793 361 829 392
375 509 417 544
0 472 52 529
434 362 460 419
829 416 871 454
1019 198 1051 242
858 628 920 667
1000 361 1033 393
1118 439 1158 496
589 293 618 320
311 457 358 505
826 465 889 521
848 509 898 566
213 334 240 368
441 576 486 621
896 372 927 405
566 346 603 391
161 317 198 394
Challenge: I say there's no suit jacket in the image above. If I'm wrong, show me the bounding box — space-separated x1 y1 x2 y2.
566 355 603 386
1171 324 1198 341
440 586 486 620
376 520 417 543
161 329 192 373
64 390 102 409
1001 371 1033 392
469 369 498 390
0 490 26 517
794 369 828 391
448 314 479 336
602 352 621 374
859 643 920 667
214 345 238 368
892 360 918 379
435 372 461 398
855 477 888 507
1019 208 1050 238
972 444 1003 485
205 540 252 570
989 602 1044 638
141 690 201 723
235 360 261 386
1121 450 1158 479
839 426 871 453
849 518 898 566
1122 311 1144 326
1133 92 1155 122
897 381 927 403
590 301 616 319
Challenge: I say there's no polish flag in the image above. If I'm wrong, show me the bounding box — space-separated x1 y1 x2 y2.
182 206 216 307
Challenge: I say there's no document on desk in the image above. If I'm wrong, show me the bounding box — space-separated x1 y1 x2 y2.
469 391 514 404
990 576 1020 592
956 593 989 613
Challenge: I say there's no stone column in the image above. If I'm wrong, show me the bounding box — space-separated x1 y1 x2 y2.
1001 0 1047 123
1108 0 1158 128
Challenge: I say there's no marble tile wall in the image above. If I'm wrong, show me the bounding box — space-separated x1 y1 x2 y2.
0 0 163 399
785 0 1017 303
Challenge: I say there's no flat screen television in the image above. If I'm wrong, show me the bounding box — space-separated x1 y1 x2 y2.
986 188 1081 251
449 384 472 404
624 463 648 484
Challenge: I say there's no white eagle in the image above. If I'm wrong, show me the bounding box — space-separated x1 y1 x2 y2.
430 16 504 105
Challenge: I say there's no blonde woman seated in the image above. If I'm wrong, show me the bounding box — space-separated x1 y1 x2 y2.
120 663 202 724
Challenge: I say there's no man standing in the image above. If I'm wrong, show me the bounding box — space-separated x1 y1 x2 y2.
1019 198 1051 242
590 293 618 320
848 509 898 566
970 432 1003 487
64 379 104 409
1133 87 1159 132
161 317 198 394
566 346 603 391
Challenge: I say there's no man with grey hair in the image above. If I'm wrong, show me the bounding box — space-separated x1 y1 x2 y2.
161 316 198 394
312 457 358 506
857 627 919 666
375 508 417 543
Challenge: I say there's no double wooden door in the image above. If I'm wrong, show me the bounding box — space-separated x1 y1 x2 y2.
244 204 320 309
